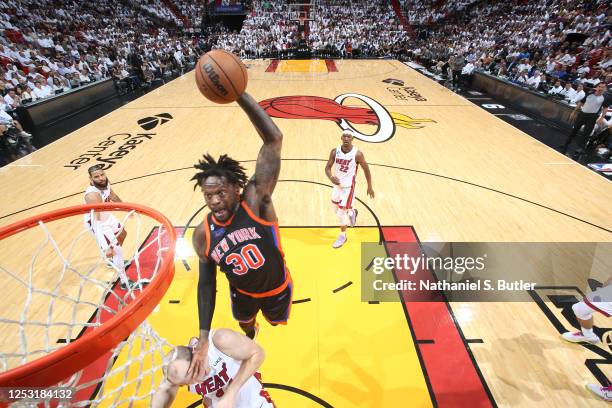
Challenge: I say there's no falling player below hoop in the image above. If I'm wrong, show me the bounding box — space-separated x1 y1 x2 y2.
152 329 274 408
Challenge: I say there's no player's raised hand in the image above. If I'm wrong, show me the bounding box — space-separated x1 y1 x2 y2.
187 339 208 381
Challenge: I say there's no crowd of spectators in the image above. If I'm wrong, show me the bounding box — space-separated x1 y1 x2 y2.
400 0 477 26
136 0 183 26
172 0 206 28
0 0 203 102
408 0 610 104
309 0 407 58
0 0 204 165
214 0 300 58
211 0 408 59
403 0 610 158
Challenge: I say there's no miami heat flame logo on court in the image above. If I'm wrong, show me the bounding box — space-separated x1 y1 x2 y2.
259 94 434 143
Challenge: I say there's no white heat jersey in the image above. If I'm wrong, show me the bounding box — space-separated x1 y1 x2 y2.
83 183 113 225
188 331 273 407
334 146 358 188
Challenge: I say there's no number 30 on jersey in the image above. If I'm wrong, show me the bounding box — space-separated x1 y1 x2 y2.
225 244 265 275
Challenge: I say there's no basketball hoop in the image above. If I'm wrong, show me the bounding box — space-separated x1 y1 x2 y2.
0 203 176 405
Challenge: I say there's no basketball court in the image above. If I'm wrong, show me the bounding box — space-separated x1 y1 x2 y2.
1 60 611 407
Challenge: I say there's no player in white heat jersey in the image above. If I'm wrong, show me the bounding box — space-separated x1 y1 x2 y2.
325 130 374 248
84 165 129 286
152 329 274 408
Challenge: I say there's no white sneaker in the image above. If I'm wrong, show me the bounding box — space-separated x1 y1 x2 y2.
586 384 612 401
561 331 600 344
349 209 358 227
332 234 347 249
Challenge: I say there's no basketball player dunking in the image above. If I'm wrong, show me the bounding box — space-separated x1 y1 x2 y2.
325 130 374 248
152 328 274 408
188 91 290 380
84 165 130 287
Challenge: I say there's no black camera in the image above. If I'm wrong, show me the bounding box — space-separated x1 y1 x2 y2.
4 126 21 146
2 126 34 156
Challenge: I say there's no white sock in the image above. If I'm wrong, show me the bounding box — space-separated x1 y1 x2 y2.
339 231 346 237
581 327 596 338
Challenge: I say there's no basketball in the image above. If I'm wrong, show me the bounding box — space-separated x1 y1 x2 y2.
195 50 248 104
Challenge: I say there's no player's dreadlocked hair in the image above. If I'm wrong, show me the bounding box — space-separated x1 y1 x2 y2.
191 153 249 190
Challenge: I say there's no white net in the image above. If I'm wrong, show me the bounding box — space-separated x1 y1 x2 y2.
58 322 171 408
0 204 175 406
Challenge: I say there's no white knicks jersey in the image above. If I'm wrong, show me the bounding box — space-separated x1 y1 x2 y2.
84 183 112 225
334 146 358 188
187 331 273 407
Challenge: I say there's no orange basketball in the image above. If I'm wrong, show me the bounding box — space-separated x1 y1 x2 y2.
195 50 248 104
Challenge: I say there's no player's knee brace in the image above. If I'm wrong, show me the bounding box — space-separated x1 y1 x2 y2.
572 301 594 320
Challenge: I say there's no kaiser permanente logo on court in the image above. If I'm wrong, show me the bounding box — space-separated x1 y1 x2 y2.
64 113 173 170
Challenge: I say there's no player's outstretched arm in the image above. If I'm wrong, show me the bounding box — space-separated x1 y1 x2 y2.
151 379 179 408
189 222 217 380
237 92 282 212
196 258 216 338
213 329 265 407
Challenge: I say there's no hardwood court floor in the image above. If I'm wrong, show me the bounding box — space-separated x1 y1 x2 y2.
0 60 611 407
